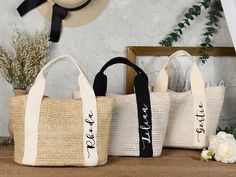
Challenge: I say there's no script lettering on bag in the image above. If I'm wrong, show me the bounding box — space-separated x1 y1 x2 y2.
140 104 151 150
195 102 206 142
85 110 96 158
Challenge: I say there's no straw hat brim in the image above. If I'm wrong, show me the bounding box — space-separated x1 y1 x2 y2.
37 0 109 27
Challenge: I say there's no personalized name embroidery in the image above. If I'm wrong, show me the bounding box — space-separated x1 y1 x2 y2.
140 104 151 150
85 111 96 158
195 102 206 142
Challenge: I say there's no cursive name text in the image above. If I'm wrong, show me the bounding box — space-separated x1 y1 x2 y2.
85 111 96 158
195 102 206 142
140 104 151 150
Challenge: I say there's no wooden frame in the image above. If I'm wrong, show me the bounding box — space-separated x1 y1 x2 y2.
126 46 235 94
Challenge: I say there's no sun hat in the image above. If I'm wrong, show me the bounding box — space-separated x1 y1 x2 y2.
37 0 109 27
17 0 109 42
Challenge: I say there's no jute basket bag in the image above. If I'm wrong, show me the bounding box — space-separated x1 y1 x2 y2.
9 55 114 166
154 50 225 149
85 57 170 157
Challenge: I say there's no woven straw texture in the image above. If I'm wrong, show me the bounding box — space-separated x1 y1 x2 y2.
163 86 225 149
107 92 171 157
9 95 113 166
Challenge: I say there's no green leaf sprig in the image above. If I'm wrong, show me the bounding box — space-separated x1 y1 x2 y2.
159 0 224 64
159 0 212 47
200 0 223 63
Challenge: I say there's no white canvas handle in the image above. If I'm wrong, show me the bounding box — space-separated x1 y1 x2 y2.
154 50 205 93
22 55 98 166
154 50 208 147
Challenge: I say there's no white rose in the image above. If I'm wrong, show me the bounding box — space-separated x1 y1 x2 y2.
209 136 222 153
214 140 236 164
209 131 235 153
201 149 214 161
217 131 235 141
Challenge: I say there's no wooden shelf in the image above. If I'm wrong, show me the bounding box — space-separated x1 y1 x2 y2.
0 145 235 177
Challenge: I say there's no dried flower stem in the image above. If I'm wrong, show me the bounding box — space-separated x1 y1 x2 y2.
0 29 50 90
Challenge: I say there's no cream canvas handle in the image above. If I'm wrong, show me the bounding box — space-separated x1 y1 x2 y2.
154 50 208 147
23 55 98 166
154 50 205 93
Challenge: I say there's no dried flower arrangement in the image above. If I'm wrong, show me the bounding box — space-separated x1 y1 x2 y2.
0 29 50 90
0 137 14 147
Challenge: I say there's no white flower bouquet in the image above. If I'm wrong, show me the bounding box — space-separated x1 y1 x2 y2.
201 131 236 163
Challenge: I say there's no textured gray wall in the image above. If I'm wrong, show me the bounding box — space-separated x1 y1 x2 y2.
0 0 234 135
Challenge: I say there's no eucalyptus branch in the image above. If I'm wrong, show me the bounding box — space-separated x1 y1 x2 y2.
159 0 212 47
200 0 223 63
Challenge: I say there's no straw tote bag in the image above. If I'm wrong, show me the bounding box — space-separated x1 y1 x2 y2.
91 57 171 157
9 55 114 166
154 50 225 149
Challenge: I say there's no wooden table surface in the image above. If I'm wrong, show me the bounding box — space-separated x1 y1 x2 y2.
0 145 235 177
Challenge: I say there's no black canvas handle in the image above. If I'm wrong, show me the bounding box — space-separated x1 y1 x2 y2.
93 57 148 96
93 57 153 157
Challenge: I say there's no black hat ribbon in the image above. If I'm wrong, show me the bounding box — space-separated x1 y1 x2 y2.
17 0 91 42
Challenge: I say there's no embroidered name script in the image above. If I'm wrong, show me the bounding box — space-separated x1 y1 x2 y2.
85 111 96 158
195 102 206 142
140 104 151 150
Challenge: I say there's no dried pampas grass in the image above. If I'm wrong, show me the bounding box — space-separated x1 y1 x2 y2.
0 29 50 90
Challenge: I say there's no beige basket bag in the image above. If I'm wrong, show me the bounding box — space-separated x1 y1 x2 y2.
9 55 114 166
74 57 171 157
154 50 225 149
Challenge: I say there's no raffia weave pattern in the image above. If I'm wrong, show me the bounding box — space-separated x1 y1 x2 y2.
9 95 113 166
163 86 225 149
108 92 171 157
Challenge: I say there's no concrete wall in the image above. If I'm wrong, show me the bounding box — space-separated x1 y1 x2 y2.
0 0 234 135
